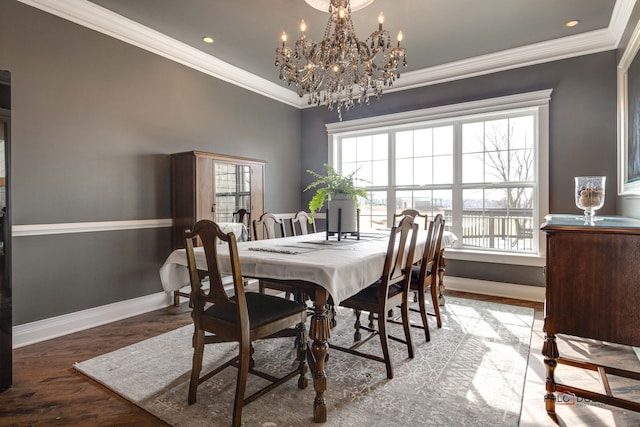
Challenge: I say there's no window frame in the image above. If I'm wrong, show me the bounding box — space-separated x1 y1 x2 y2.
326 90 551 267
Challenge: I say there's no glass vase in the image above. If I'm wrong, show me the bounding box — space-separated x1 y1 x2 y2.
575 176 605 225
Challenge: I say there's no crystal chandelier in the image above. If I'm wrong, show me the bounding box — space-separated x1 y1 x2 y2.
274 0 407 120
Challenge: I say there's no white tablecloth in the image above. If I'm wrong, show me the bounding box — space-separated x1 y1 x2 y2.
217 222 249 243
160 231 435 305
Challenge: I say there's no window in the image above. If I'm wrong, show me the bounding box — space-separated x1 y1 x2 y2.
327 90 551 265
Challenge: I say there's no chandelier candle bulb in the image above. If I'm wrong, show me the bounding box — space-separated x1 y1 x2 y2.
378 12 384 30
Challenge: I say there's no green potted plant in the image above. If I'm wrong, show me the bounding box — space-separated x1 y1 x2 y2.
304 164 368 234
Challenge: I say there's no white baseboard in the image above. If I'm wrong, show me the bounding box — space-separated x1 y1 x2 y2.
13 291 175 348
13 277 544 349
444 276 546 303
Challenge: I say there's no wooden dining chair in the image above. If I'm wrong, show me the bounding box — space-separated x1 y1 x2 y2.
252 212 297 299
331 216 419 379
390 214 445 342
291 211 316 235
233 208 250 229
393 208 428 230
252 212 286 241
184 220 308 427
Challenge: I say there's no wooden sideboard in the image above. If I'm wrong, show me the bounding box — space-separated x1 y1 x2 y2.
541 214 640 418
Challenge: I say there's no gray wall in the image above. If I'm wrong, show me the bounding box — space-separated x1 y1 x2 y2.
0 0 301 324
301 51 618 287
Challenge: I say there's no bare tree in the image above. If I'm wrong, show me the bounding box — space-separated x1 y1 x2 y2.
480 120 533 210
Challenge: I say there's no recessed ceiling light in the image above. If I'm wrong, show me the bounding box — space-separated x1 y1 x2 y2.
565 20 580 28
202 36 214 44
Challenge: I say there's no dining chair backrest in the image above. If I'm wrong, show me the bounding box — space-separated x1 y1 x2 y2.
233 208 250 229
416 213 445 284
384 215 419 291
184 220 245 322
291 211 316 235
393 209 428 230
252 212 286 240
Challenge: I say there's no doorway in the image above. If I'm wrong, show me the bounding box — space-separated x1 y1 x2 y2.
0 70 11 392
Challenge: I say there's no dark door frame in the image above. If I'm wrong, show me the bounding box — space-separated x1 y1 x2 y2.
0 71 12 392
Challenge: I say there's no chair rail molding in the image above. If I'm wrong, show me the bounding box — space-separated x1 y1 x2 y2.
12 218 173 237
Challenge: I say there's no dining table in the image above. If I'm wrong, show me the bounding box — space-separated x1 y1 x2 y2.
159 230 429 423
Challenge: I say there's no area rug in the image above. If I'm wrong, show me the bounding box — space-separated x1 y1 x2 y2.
74 297 534 426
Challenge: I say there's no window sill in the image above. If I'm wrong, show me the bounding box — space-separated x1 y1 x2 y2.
444 248 546 267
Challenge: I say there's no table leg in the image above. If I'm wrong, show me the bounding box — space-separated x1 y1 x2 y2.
307 291 330 423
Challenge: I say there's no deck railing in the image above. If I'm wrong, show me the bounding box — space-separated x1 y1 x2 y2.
442 208 534 251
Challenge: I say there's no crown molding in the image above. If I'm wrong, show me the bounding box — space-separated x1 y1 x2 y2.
17 0 635 109
16 0 304 107
385 28 619 94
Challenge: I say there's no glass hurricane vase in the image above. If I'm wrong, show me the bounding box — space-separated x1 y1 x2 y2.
575 176 606 225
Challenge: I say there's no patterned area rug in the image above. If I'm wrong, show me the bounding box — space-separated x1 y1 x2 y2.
74 297 534 426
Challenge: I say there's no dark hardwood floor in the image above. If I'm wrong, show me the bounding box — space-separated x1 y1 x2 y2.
0 291 541 426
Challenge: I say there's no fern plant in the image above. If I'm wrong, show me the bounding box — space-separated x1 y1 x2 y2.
304 164 368 220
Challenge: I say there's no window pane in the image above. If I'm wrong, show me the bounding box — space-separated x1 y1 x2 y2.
372 134 388 160
433 126 453 155
342 137 357 163
396 158 413 185
462 153 483 183
463 122 484 153
510 116 534 149
371 160 388 186
356 161 372 185
414 157 432 185
360 190 387 229
414 128 432 157
396 131 413 158
395 190 412 214
356 135 372 161
484 150 508 183
485 119 508 152
509 148 533 182
433 155 453 184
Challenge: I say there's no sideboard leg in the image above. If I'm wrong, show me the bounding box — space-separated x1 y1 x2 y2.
543 332 559 417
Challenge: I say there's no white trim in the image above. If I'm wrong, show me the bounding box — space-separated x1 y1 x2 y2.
445 276 545 303
15 0 634 108
445 249 546 267
383 29 618 96
326 89 553 134
13 291 174 348
12 218 172 236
